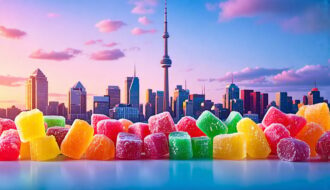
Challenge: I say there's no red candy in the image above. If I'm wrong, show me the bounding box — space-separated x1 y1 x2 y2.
286 114 306 137
264 123 290 154
0 119 17 135
0 129 21 161
258 123 266 131
46 127 69 147
277 138 310 162
127 123 151 140
148 112 176 137
97 119 124 145
316 132 330 160
91 114 109 134
144 133 169 159
176 116 206 137
116 132 142 160
262 107 289 127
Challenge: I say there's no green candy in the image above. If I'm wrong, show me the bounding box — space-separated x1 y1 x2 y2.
224 111 243 134
44 116 66 128
191 136 212 159
169 132 193 160
196 111 228 138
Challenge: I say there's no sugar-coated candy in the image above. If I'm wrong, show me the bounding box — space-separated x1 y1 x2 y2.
176 116 206 137
46 127 69 147
148 112 176 137
258 123 266 131
15 109 46 142
296 105 306 117
144 133 169 159
97 119 124 145
191 136 212 159
0 129 21 161
1 129 20 143
296 122 324 157
43 116 65 128
61 119 94 159
91 114 109 134
213 133 246 160
30 135 60 161
20 142 30 160
169 132 193 160
196 111 228 139
316 132 330 160
119 119 133 132
303 103 329 131
262 107 289 127
277 138 310 162
237 118 271 158
116 132 142 160
264 123 290 154
0 118 16 135
128 123 151 140
86 134 115 160
286 114 306 137
224 111 242 134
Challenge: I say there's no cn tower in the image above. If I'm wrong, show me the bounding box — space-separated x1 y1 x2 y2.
161 0 172 112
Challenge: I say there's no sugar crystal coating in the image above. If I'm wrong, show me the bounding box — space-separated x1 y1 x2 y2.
262 107 289 127
196 111 228 139
213 133 246 160
0 129 21 161
176 116 206 137
286 114 307 137
144 133 169 159
191 136 212 159
0 118 17 135
43 116 65 128
148 112 176 136
277 138 310 162
86 134 115 160
264 123 291 154
97 119 124 145
119 119 134 132
46 127 69 147
316 132 330 160
169 132 193 160
30 135 60 161
128 123 151 140
303 103 329 131
91 114 109 134
116 132 142 160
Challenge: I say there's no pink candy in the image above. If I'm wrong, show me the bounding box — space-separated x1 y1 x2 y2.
277 138 310 162
148 112 176 137
264 123 290 154
316 132 330 160
0 119 17 135
262 107 289 127
97 119 124 145
128 123 151 140
46 127 69 147
144 133 169 159
176 116 206 137
0 129 21 161
286 114 306 137
116 132 142 160
91 114 109 134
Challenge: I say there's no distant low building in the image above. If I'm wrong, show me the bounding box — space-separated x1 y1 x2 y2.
0 108 6 118
93 96 110 116
47 101 59 115
109 104 139 122
243 113 259 123
6 106 21 120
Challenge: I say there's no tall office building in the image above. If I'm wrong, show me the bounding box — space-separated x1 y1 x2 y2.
276 92 288 113
250 91 261 117
173 85 189 120
189 94 205 118
109 104 139 122
230 99 244 114
287 96 293 113
183 100 194 117
156 91 164 114
145 89 156 119
260 93 269 117
26 69 48 113
224 81 239 110
58 103 68 119
106 86 121 109
241 89 253 113
68 81 87 120
93 96 110 116
125 68 139 108
47 101 59 115
307 87 324 105
303 95 308 105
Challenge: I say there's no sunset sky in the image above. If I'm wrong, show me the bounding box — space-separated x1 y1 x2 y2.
0 0 329 110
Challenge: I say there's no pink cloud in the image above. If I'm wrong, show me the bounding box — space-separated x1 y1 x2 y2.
84 39 103 45
0 26 26 39
29 48 81 61
90 49 125 61
123 46 141 52
138 16 152 25
131 0 158 14
131 27 156 35
47 13 60 18
0 75 26 87
103 42 118 47
95 19 126 33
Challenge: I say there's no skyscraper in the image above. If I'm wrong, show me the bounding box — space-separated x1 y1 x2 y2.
225 82 239 110
156 91 164 114
68 81 87 120
260 93 269 117
47 101 59 115
145 89 156 119
307 87 324 105
250 91 261 117
106 86 121 109
93 96 110 116
125 68 139 108
58 103 68 119
26 69 48 113
160 0 172 112
173 85 189 120
189 94 205 118
276 92 288 113
241 89 253 113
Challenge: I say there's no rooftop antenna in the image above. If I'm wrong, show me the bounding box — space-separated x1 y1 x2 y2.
134 64 136 77
231 73 234 84
314 80 317 88
185 80 187 90
204 84 206 96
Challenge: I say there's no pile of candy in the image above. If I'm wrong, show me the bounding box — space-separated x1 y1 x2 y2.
0 102 329 162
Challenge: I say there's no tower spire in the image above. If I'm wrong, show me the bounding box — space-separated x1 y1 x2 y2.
134 64 136 77
231 73 234 84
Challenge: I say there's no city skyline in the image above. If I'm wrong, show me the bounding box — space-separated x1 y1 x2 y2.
0 0 329 110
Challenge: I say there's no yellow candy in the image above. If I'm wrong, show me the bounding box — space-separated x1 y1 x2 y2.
61 119 94 159
30 135 61 161
237 118 271 159
20 142 31 160
15 109 46 142
213 133 246 160
304 103 329 131
296 105 306 117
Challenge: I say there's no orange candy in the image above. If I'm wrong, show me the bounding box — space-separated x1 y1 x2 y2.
85 134 115 160
296 122 325 157
119 119 133 132
298 103 329 131
61 119 94 159
19 142 30 160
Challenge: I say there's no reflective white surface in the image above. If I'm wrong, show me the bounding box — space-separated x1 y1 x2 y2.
0 159 329 189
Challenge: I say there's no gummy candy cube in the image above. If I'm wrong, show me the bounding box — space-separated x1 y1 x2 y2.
237 118 271 158
86 134 115 160
262 107 289 127
43 116 65 128
20 142 30 160
46 127 69 147
316 132 330 160
1 129 20 143
0 118 16 135
128 123 151 140
119 119 133 132
176 116 206 137
0 129 21 161
258 123 266 131
304 103 329 131
191 136 212 159
296 105 306 117
277 138 310 162
15 109 46 142
144 133 169 159
213 133 246 160
97 119 124 145
264 123 290 154
61 119 94 159
91 114 109 134
296 122 324 157
30 135 60 161
148 112 176 137
116 132 142 160
169 132 193 160
286 114 306 137
224 111 242 134
196 111 228 139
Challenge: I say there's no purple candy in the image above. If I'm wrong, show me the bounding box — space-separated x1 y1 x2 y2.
144 133 169 159
277 138 310 162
